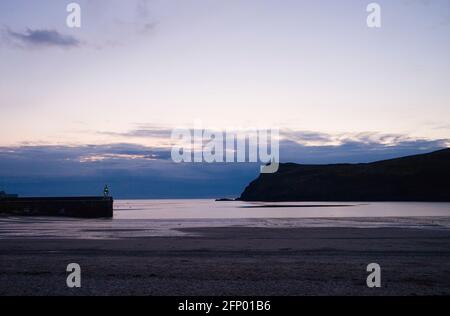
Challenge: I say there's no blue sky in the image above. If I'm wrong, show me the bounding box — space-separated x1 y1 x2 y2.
0 1 449 197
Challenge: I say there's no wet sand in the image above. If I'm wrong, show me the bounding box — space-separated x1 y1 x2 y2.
0 226 449 296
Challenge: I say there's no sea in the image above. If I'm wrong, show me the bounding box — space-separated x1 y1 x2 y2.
0 199 449 239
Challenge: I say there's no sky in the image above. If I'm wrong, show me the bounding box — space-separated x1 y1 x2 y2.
0 0 449 197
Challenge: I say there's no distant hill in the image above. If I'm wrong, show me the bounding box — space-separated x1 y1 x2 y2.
239 148 450 202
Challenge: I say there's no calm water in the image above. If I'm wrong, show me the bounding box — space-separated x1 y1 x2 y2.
0 199 449 239
115 200 450 219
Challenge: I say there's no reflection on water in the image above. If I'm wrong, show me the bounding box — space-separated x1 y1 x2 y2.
114 200 450 219
0 200 449 239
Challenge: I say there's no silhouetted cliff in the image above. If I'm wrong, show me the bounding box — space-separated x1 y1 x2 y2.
239 149 450 202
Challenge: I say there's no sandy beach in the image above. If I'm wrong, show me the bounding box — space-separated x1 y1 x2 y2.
1 226 449 296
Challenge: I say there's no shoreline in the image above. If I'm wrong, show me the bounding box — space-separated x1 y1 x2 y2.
0 216 450 240
1 226 449 295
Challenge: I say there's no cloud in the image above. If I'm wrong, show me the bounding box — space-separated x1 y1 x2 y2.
135 0 157 34
136 0 151 19
279 130 333 144
432 123 450 131
280 129 449 147
99 127 172 139
0 133 448 198
279 138 448 164
0 143 257 198
4 28 80 48
278 129 449 163
104 125 449 148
